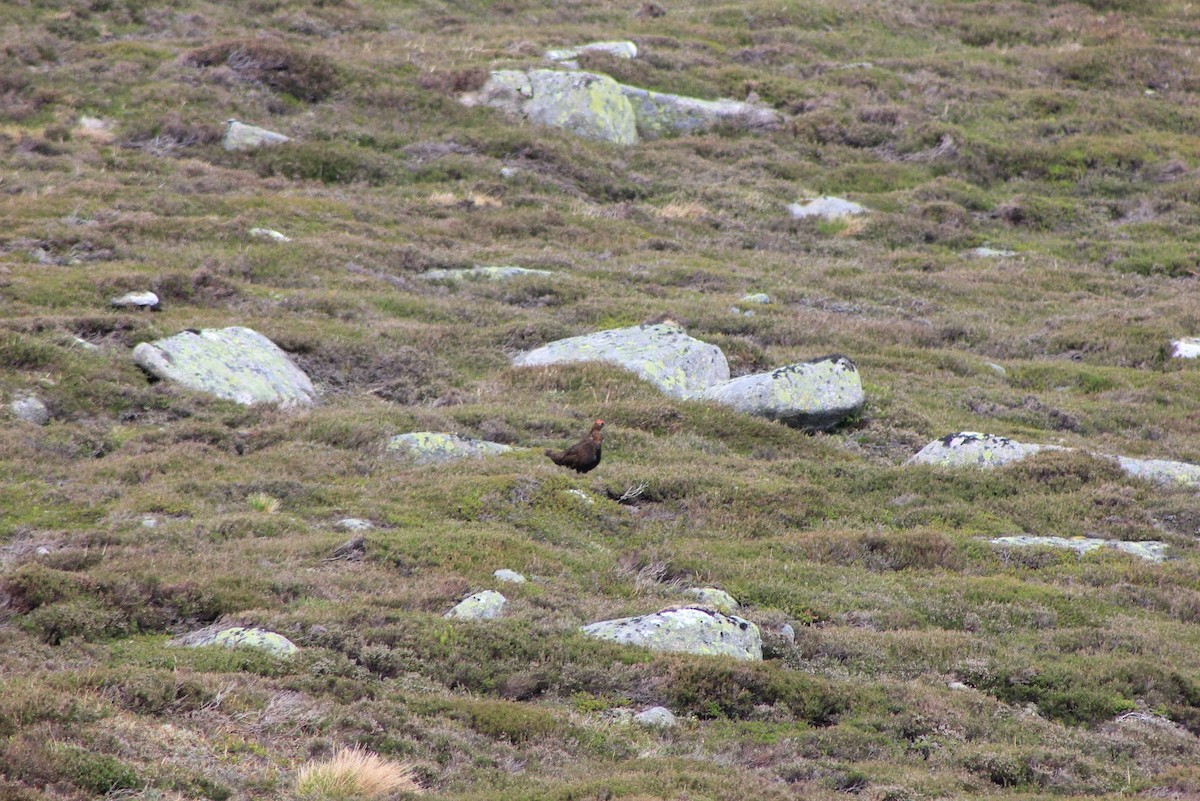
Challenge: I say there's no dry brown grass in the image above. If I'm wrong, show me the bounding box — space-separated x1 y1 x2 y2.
294 746 422 799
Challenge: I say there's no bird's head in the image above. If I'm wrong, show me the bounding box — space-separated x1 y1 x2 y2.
594 419 604 430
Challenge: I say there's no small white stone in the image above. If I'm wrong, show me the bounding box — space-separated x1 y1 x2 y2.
141 516 159 529
110 291 160 310
948 681 971 691
335 518 374 532
1171 338 1200 359
778 623 795 643
35 546 52 556
493 569 527 584
250 228 292 242
740 292 772 305
500 167 517 178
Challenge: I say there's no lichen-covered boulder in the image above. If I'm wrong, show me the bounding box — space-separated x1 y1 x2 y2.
684 587 739 614
619 84 781 140
1172 338 1200 358
514 323 729 400
110 291 160 310
967 247 1016 258
223 120 289 151
908 432 1056 468
493 569 527 584
546 40 638 63
633 706 678 728
10 395 50 425
132 327 317 408
249 228 291 242
416 266 554 282
472 69 638 145
445 590 507 620
386 432 513 465
989 536 1169 563
1114 456 1200 487
789 196 867 220
581 606 762 660
702 355 865 430
740 293 772 305
171 625 298 657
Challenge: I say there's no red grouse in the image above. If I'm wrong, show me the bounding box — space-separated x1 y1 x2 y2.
545 419 604 473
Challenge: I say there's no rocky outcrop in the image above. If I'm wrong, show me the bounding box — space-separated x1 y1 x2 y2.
701 355 865 430
445 590 507 620
514 322 729 400
386 432 514 465
464 69 780 145
581 606 762 660
132 327 317 408
988 535 1169 562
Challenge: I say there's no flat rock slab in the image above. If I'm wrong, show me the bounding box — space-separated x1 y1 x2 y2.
911 432 1200 488
789 196 867 220
514 322 729 400
967 247 1016 258
740 293 772 304
132 326 317 407
417 266 554 282
546 40 638 63
493 569 527 584
633 706 677 728
249 228 291 242
223 120 289 151
387 432 514 465
446 590 507 620
581 606 763 660
989 535 1169 563
1171 338 1200 358
466 69 780 145
10 395 50 425
110 291 160 310
170 625 298 657
702 355 864 430
684 587 739 614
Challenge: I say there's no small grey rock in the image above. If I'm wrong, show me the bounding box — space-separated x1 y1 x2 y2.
633 706 677 728
445 590 507 620
546 41 638 62
11 395 50 425
223 120 289 151
493 569 527 584
335 518 374 532
35 546 52 556
1171 338 1200 359
386 432 514 465
141 516 159 529
740 292 772 304
249 228 291 242
778 623 795 643
967 247 1016 258
789 196 867 220
110 291 160 310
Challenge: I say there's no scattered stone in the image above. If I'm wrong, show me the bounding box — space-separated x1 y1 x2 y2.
546 40 638 63
986 362 1007 377
493 569 527 584
789 196 867 220
171 625 298 657
740 293 772 304
911 432 1200 488
581 606 763 660
499 167 517 178
989 535 1169 563
967 247 1016 258
141 516 158 529
76 115 114 143
335 518 373 532
445 590 507 620
386 432 514 465
326 535 366 562
633 706 677 728
948 681 971 691
416 265 554 282
249 228 291 242
563 488 595 504
109 290 160 311
702 355 865 431
69 337 99 351
35 546 52 557
223 119 289 151
1171 338 1200 359
514 322 729 400
684 587 739 614
465 69 780 145
778 623 795 643
132 327 317 408
10 395 50 426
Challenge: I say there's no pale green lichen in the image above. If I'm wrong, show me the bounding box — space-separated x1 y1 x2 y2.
684 587 739 614
580 607 762 660
524 70 638 145
445 590 507 620
132 326 317 407
989 536 1169 563
702 355 864 430
387 432 514 465
172 625 299 656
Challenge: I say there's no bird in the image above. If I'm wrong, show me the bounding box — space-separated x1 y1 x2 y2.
545 419 604 473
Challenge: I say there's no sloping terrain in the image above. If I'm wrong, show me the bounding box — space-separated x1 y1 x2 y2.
5 0 1200 798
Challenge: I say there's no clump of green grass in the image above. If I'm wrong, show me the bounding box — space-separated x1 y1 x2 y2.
247 492 281 514
294 746 422 799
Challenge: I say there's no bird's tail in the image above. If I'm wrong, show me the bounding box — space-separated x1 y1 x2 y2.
544 449 562 463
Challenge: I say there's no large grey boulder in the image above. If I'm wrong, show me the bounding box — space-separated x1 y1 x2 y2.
701 355 864 430
911 432 1200 488
223 120 289 151
132 327 314 406
989 535 1169 563
513 322 729 400
445 590 507 620
10 395 50 425
170 625 298 657
133 327 317 407
465 69 780 145
789 196 867 220
581 606 762 660
386 432 514 465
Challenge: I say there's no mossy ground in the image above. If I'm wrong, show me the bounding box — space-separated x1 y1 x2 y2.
5 0 1200 798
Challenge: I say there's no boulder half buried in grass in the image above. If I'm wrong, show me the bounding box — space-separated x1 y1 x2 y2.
989 535 1169 562
222 119 289 151
386 432 514 465
789 196 867 220
581 606 763 660
445 590 507 620
513 322 729 400
702 355 865 430
171 625 298 657
132 326 317 407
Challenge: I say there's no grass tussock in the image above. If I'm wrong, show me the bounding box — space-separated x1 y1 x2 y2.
294 746 422 799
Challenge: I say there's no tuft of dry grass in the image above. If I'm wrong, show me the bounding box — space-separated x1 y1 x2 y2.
294 746 422 800
246 493 281 514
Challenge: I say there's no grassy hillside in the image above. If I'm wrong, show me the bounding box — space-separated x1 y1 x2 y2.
5 0 1200 798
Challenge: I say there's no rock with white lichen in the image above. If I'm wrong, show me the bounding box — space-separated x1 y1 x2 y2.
789 196 867 220
988 535 1169 563
581 606 762 660
386 432 514 465
222 120 289 151
171 625 298 657
445 591 507 620
702 355 865 430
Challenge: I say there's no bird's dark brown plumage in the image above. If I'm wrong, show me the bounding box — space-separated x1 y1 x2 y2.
545 419 604 473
